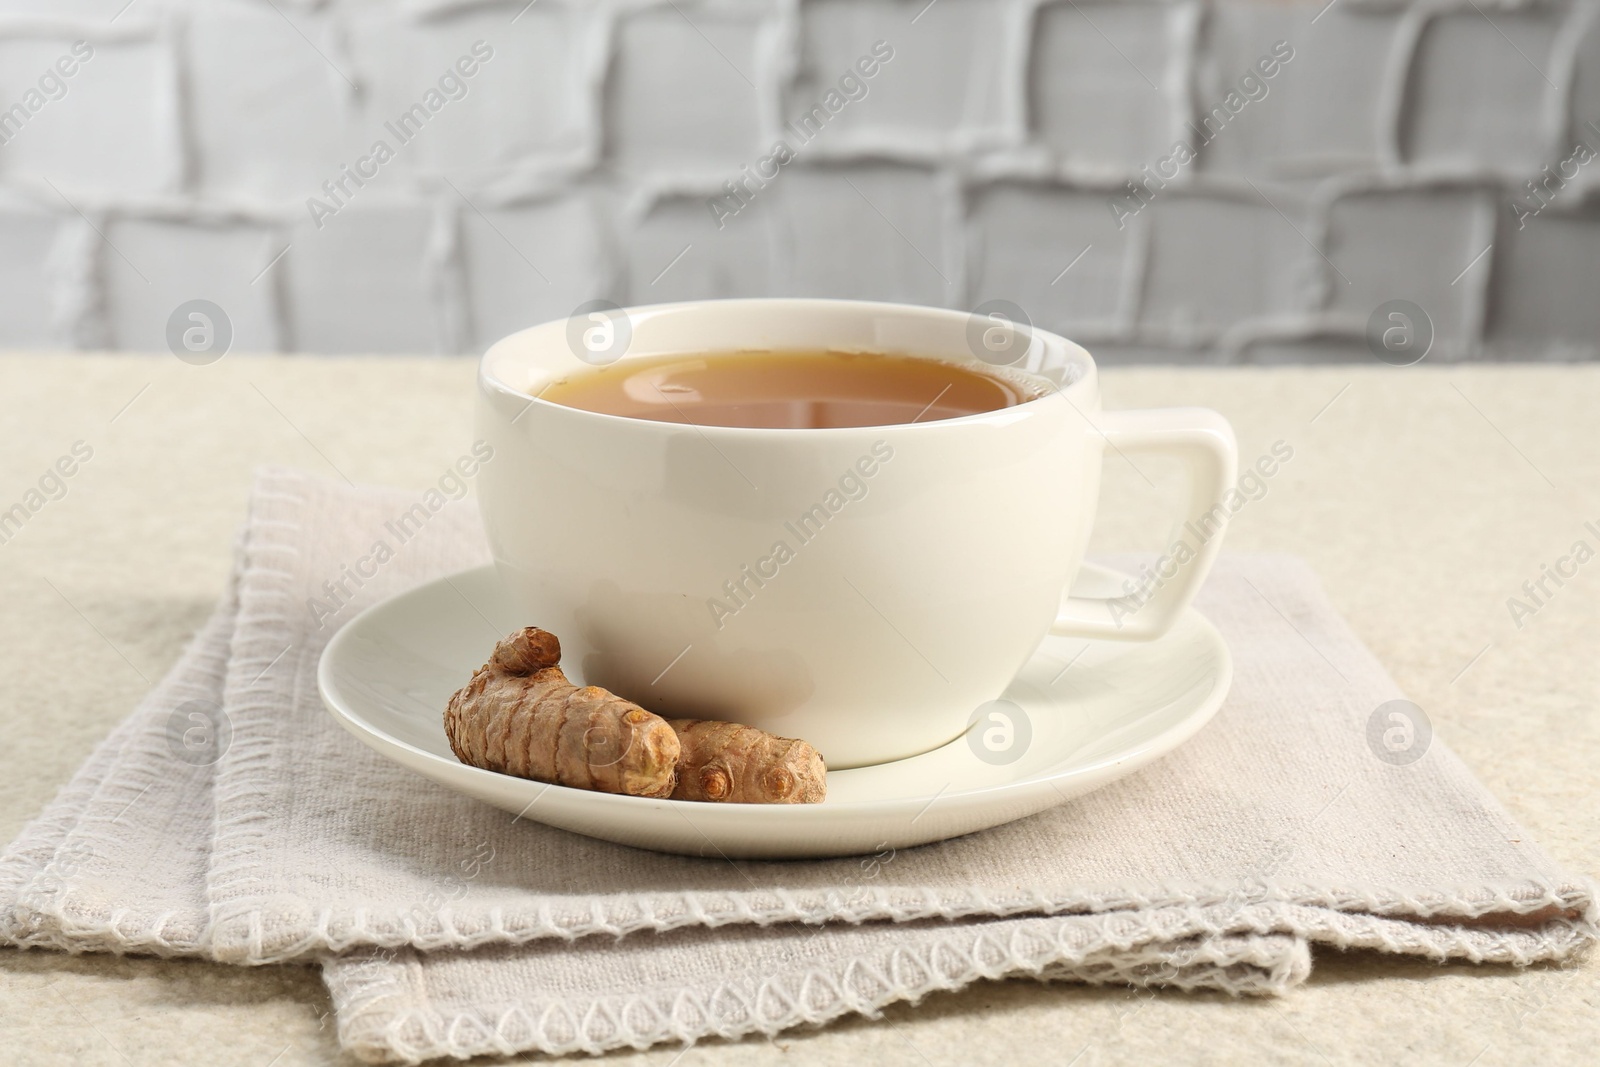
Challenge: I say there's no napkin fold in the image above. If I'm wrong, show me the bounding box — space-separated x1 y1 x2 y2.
2 469 1592 1064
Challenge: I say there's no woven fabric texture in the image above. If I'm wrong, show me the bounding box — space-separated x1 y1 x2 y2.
1 469 1591 1063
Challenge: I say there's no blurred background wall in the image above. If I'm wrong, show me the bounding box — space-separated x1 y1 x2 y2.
0 0 1596 361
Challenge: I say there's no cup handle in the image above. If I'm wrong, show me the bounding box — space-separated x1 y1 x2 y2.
1051 406 1238 642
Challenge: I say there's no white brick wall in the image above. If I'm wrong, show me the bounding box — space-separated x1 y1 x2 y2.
0 0 1596 360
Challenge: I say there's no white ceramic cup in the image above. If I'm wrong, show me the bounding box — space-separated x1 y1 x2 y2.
476 299 1237 769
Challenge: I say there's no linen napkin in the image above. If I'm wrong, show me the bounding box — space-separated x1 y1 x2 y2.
2 469 1592 1065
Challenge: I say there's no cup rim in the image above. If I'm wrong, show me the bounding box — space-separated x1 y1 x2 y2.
478 298 1099 436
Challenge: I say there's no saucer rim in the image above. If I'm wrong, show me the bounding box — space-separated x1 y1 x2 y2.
316 562 1232 820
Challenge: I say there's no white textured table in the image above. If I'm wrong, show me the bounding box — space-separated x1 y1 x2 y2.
1 356 1595 1066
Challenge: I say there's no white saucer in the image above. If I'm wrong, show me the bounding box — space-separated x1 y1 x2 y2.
317 564 1232 859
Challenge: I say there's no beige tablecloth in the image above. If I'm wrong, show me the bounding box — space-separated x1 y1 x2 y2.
2 355 1595 1066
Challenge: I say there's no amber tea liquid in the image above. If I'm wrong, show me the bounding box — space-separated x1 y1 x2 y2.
537 350 1039 429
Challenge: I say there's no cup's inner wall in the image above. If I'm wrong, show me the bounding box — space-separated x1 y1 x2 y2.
483 302 1093 415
